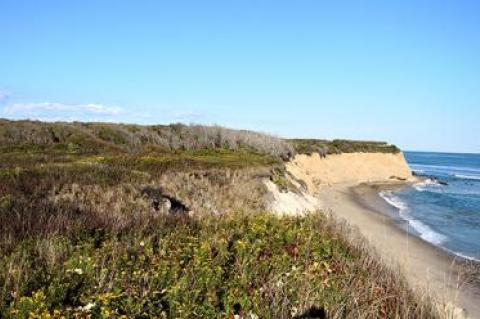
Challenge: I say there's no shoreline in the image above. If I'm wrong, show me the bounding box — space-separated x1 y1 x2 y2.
316 181 480 318
352 182 480 263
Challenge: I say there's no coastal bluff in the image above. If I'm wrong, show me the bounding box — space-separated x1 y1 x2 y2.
286 152 413 192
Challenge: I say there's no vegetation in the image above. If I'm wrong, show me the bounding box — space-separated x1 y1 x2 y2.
0 119 437 318
0 119 294 159
0 120 401 163
290 139 401 156
1 212 438 319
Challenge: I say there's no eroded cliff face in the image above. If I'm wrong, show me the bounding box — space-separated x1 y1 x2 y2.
286 152 412 193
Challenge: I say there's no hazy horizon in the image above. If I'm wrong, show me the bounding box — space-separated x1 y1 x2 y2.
1 1 479 153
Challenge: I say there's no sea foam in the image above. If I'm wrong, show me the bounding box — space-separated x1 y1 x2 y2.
442 247 480 262
411 164 480 173
412 178 441 192
455 174 480 181
379 191 447 245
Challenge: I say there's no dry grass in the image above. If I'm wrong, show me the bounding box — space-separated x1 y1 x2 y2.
0 159 272 253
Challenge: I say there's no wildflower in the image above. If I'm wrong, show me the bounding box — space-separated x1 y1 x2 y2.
79 302 96 312
291 306 299 317
275 279 284 288
74 268 83 275
140 241 145 247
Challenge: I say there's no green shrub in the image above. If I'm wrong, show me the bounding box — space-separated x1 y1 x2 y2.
1 213 438 318
289 139 401 156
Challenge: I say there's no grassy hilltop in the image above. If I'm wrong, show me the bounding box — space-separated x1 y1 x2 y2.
0 119 436 318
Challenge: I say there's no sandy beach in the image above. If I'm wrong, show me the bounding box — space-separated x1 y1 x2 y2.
317 182 480 318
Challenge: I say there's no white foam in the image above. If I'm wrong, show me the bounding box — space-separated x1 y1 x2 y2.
455 174 480 181
379 191 408 212
379 191 447 245
408 219 447 245
411 164 480 173
442 247 480 262
412 178 441 192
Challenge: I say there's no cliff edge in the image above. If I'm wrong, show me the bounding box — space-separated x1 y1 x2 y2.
286 152 412 193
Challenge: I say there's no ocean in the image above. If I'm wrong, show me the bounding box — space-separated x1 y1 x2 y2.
379 151 480 261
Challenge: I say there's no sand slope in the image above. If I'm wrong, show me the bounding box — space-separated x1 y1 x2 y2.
264 180 321 215
287 152 412 192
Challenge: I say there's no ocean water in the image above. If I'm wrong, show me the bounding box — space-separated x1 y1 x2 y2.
379 151 480 261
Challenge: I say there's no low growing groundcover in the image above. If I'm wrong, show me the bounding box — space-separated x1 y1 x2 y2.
1 212 435 318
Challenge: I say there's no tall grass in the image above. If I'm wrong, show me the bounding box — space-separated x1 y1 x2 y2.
0 159 271 252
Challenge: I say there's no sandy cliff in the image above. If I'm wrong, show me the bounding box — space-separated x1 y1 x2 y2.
286 152 412 192
266 151 412 214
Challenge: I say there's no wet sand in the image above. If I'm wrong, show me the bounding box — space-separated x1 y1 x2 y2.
317 182 480 318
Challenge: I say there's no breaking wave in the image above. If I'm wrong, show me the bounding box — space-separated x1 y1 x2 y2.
379 191 447 246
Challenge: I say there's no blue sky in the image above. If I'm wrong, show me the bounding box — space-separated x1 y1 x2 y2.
1 1 479 153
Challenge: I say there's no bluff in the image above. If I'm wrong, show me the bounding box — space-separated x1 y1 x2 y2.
286 152 412 193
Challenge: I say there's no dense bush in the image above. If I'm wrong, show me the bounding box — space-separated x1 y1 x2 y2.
290 139 401 156
0 119 294 159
